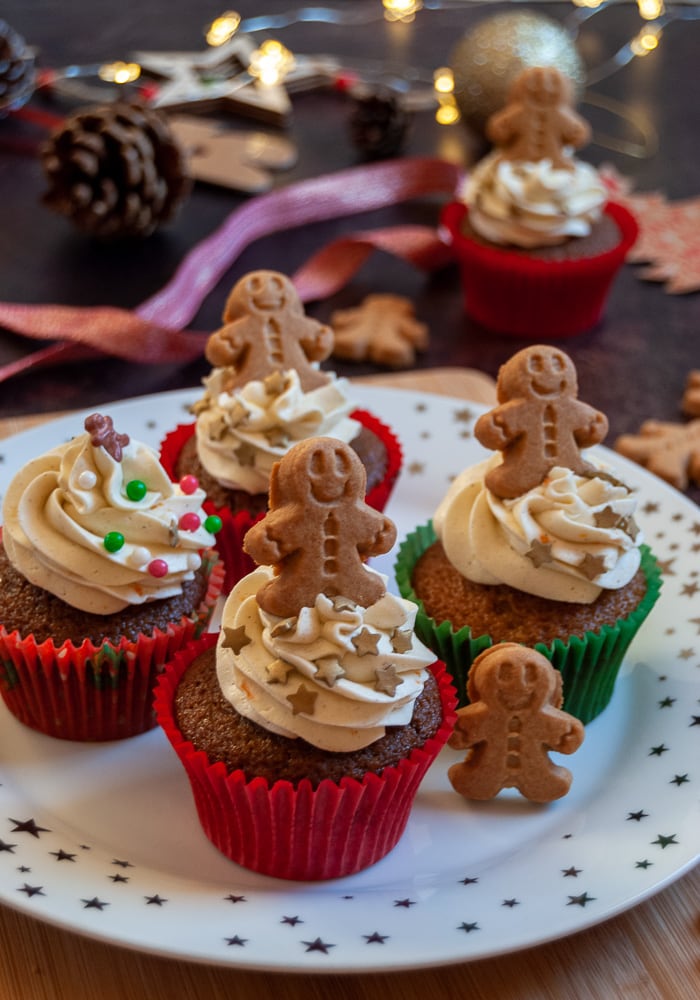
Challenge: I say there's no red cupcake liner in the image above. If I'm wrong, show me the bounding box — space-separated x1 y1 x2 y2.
160 409 402 591
0 553 224 742
440 201 638 339
155 634 457 881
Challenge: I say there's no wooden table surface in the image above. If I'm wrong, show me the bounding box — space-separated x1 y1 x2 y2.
0 369 697 1000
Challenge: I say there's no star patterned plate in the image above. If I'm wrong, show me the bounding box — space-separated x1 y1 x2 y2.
0 385 698 973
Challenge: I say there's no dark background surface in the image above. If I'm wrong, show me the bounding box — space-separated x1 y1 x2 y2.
0 0 698 503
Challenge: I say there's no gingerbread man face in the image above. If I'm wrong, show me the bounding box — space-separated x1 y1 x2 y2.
468 646 561 714
475 345 608 499
516 65 571 110
223 270 298 322
244 438 396 618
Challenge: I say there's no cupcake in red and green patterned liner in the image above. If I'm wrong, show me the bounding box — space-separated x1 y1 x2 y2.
155 437 455 881
160 271 401 590
440 66 637 338
0 413 224 741
395 345 661 724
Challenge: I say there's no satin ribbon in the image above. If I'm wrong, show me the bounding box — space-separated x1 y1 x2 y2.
0 156 462 383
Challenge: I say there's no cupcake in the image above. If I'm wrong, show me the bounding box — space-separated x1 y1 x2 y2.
440 66 638 338
0 413 224 741
160 270 402 589
155 437 456 880
396 345 661 724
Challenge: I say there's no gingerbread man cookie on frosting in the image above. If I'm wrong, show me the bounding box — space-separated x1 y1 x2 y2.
205 270 333 393
448 644 584 803
487 65 590 170
243 438 397 618
475 345 608 499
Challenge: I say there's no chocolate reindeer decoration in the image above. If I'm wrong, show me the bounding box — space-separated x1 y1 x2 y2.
475 345 608 499
205 270 333 392
244 438 396 618
84 413 129 461
487 65 590 170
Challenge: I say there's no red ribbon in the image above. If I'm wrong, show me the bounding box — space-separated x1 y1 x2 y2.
0 156 462 383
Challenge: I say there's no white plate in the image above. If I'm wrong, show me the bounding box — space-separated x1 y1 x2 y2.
0 385 698 973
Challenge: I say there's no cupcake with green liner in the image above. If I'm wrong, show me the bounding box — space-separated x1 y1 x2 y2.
156 437 455 881
0 413 224 741
160 270 401 590
395 345 661 724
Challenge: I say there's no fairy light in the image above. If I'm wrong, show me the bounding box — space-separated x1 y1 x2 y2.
637 0 665 21
433 66 460 125
206 11 242 47
383 0 423 24
98 61 141 85
570 0 605 8
631 24 663 55
248 39 295 86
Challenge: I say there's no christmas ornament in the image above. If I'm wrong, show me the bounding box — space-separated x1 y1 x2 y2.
167 116 297 193
449 12 585 139
0 19 36 114
348 85 410 160
40 102 191 239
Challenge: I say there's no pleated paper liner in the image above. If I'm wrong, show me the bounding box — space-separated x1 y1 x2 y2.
395 521 662 725
0 552 224 742
155 633 457 881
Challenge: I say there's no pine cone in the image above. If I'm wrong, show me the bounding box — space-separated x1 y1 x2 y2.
0 19 36 114
348 86 410 160
41 103 192 238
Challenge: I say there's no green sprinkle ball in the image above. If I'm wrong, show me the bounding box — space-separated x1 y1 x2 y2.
104 531 125 553
126 479 147 501
204 514 222 535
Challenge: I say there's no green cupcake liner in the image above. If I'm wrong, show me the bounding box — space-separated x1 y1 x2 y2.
395 521 663 725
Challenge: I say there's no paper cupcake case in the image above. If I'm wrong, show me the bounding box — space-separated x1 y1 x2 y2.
440 201 638 339
0 553 224 742
159 409 403 592
395 521 662 725
155 634 457 881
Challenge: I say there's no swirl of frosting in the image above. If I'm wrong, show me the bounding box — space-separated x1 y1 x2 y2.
463 151 607 248
434 455 642 604
194 368 361 494
216 566 436 751
2 426 218 614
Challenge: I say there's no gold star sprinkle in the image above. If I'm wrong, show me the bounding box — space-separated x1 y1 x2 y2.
266 659 294 684
221 625 251 654
620 516 640 540
264 427 290 448
235 441 258 467
270 617 297 638
580 552 607 580
287 683 318 716
168 519 180 547
332 596 356 613
594 506 622 529
390 629 412 653
226 400 250 427
352 627 380 656
264 371 287 396
208 415 229 441
314 656 345 687
374 664 404 696
526 539 553 568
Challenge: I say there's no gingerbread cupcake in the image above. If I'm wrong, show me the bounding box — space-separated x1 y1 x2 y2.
396 345 661 724
0 413 224 741
440 66 637 337
155 437 455 880
160 270 402 588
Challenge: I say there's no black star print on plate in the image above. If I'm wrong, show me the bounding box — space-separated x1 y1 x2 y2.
18 883 44 897
302 937 335 954
81 897 109 910
9 818 51 838
364 932 389 944
567 892 596 907
225 935 247 946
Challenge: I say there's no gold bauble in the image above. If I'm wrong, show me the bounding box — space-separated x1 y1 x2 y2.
449 12 585 138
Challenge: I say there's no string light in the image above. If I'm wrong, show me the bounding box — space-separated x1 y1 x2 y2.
98 61 141 85
382 0 423 24
248 39 295 86
631 24 663 55
637 0 665 21
433 66 460 125
570 0 606 8
206 11 242 47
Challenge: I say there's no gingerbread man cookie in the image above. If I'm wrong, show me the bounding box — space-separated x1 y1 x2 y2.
243 438 397 618
448 643 584 803
205 270 333 393
475 345 608 499
487 66 590 170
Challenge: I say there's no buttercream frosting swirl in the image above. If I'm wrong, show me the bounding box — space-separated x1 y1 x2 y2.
2 426 218 614
463 151 607 248
217 566 436 751
193 367 360 494
434 454 642 604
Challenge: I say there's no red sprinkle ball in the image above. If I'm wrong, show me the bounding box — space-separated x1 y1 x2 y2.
179 512 201 532
179 475 199 495
148 558 169 578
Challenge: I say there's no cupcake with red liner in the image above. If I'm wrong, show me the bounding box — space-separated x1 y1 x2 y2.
0 413 224 741
155 437 455 881
396 346 661 724
440 66 637 338
160 270 401 590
